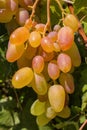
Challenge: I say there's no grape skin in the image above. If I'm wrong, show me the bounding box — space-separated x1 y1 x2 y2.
12 67 34 88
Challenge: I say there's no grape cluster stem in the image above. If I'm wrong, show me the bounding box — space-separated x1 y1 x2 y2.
68 3 87 47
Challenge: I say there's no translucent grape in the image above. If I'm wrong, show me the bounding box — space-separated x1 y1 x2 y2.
47 31 57 42
32 73 48 95
57 26 74 51
63 14 78 32
10 27 29 45
41 36 54 53
59 73 75 94
0 9 13 23
46 106 57 119
35 23 45 33
32 55 44 74
53 24 61 32
6 42 25 62
48 60 60 80
57 106 71 118
57 53 72 73
7 0 18 14
29 31 41 48
42 63 50 82
12 67 34 88
65 42 81 67
53 42 61 52
15 8 29 26
36 113 51 126
48 84 65 112
30 99 46 116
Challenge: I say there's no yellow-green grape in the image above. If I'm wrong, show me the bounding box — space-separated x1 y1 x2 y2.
48 85 65 112
36 113 51 126
6 42 25 62
12 67 34 89
29 31 41 48
32 73 48 95
65 42 81 67
57 106 71 118
46 106 57 119
59 73 75 94
30 99 46 116
63 14 78 32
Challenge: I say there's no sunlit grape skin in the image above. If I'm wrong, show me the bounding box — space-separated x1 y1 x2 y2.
41 36 54 53
29 31 41 48
57 26 74 51
48 85 65 112
48 60 60 80
63 14 78 32
32 73 48 95
32 55 44 74
6 42 25 62
57 53 72 73
30 99 46 116
10 26 29 45
12 67 34 88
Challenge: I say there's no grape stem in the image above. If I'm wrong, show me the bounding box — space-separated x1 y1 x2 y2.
43 0 51 36
68 3 87 46
79 119 87 130
55 0 65 19
30 0 40 20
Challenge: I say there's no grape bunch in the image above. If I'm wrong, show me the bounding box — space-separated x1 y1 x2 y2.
3 0 81 126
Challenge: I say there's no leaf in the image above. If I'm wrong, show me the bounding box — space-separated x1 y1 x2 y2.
39 125 53 130
82 84 87 93
80 115 86 124
82 21 87 35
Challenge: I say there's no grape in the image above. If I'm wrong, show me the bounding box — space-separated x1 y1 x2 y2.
15 8 29 26
7 0 18 15
59 73 75 94
65 42 81 67
24 43 37 60
53 42 61 52
10 26 29 45
35 23 45 33
17 53 32 69
12 67 34 88
57 106 71 118
48 84 65 112
0 0 7 9
63 14 78 32
30 99 46 116
47 31 57 42
32 55 44 74
29 31 41 48
38 47 55 62
41 36 54 53
57 26 74 51
24 19 36 29
0 9 13 23
46 106 57 119
18 0 33 9
48 60 60 80
53 24 61 32
36 113 51 126
6 42 25 62
57 53 72 73
32 73 48 95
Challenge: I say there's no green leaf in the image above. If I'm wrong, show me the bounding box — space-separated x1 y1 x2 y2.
82 84 87 93
80 115 86 124
39 125 53 130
